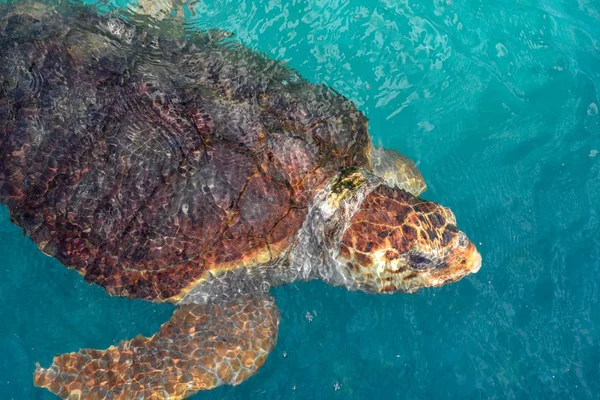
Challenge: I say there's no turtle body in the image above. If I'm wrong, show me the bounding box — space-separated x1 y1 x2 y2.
0 3 481 399
0 3 371 302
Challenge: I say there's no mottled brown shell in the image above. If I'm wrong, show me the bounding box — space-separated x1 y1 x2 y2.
0 7 371 301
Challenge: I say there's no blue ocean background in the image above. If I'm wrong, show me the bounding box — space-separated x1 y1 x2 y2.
1 0 599 398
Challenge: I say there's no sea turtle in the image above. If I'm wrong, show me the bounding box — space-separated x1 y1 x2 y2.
0 3 482 399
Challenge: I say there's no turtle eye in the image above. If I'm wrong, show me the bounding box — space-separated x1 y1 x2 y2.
408 254 433 270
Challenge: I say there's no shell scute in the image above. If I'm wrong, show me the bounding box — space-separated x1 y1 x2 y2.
237 174 290 233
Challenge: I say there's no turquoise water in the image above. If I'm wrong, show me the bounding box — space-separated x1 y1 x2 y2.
1 0 600 398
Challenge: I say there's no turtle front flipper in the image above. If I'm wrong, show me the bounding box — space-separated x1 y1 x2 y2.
130 0 186 21
370 146 427 196
34 295 280 399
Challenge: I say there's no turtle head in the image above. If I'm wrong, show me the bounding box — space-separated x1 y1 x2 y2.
336 184 481 293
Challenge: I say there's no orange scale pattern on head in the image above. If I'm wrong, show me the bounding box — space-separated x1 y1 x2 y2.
336 182 482 293
344 187 449 265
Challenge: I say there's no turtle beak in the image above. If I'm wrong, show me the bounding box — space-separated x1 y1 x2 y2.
418 241 482 289
470 248 482 273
